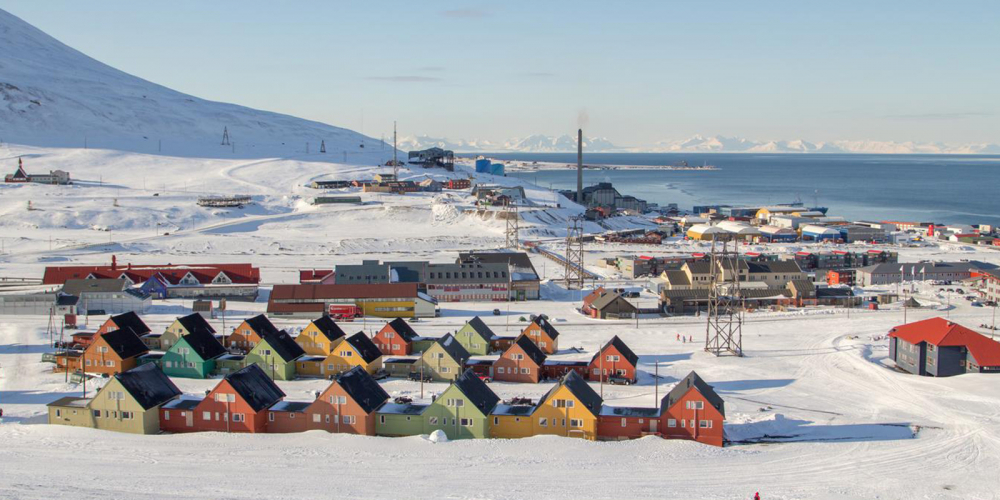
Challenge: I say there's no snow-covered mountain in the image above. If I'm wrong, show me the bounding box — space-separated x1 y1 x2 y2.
0 8 377 159
401 134 622 153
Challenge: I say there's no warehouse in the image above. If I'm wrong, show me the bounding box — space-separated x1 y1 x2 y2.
716 221 761 241
800 225 841 242
686 224 728 241
758 225 798 242
267 283 438 318
856 262 997 286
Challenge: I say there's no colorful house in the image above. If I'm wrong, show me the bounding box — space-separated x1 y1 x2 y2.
269 366 389 435
79 329 149 376
96 311 151 337
160 313 216 351
888 317 1000 376
588 336 639 384
417 333 471 382
161 328 228 379
319 331 383 377
494 335 547 383
296 315 347 356
48 364 181 434
376 403 429 437
373 317 421 355
454 316 496 355
532 371 603 440
490 403 537 439
597 405 662 441
160 364 285 434
228 314 279 352
659 371 726 447
422 369 500 440
519 316 560 354
246 330 305 380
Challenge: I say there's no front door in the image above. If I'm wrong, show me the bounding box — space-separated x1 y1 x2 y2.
185 412 193 427
650 419 658 433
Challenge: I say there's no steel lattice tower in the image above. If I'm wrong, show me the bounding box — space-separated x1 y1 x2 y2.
705 236 744 357
564 216 585 289
504 201 519 250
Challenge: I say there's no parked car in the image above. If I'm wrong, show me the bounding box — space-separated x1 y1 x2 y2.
972 302 984 307
478 374 492 383
407 372 431 382
607 375 634 385
493 309 501 316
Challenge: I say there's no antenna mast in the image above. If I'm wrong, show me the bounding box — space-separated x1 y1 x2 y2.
564 216 585 289
393 121 398 179
705 235 744 356
504 200 519 250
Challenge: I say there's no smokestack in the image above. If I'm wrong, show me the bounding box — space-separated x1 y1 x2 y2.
577 129 583 203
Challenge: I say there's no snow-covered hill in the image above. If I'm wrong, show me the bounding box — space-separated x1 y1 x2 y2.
0 8 380 160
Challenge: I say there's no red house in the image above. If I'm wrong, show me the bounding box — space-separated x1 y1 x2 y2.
494 335 547 383
445 178 471 190
659 371 726 447
160 364 285 434
96 312 151 338
587 336 639 384
373 318 421 355
268 366 389 435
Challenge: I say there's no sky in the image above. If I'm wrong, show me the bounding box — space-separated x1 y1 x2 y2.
4 1 999 146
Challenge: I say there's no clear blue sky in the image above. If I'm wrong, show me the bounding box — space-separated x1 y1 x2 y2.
5 1 999 146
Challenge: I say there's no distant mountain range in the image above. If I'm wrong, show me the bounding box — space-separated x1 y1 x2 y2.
400 133 1000 155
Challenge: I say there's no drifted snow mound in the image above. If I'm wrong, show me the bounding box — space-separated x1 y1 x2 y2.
0 8 380 159
431 201 462 225
427 430 449 443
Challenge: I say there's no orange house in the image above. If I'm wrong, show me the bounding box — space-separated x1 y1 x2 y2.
269 366 389 435
160 364 285 434
59 329 149 376
228 314 279 352
659 371 726 447
518 316 560 354
494 335 547 383
372 318 421 355
587 336 639 384
96 311 151 338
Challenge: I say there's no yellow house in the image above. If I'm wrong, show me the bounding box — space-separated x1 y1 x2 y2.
296 316 347 356
490 404 536 439
320 332 383 376
531 371 603 440
160 313 216 351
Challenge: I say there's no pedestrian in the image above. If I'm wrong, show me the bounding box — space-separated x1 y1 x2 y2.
676 333 680 341
689 335 693 343
754 492 760 500
682 336 686 343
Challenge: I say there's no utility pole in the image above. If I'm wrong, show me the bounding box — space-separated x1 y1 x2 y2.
320 140 326 154
654 361 658 406
392 121 398 179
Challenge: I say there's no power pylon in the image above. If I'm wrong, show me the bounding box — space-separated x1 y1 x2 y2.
221 127 231 146
504 201 519 250
705 235 744 357
320 140 326 153
564 216 585 289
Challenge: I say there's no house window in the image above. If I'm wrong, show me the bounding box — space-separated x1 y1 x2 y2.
121 411 133 420
329 395 347 405
592 368 600 375
539 418 547 427
289 413 295 419
686 401 704 410
680 419 685 428
203 411 211 420
392 344 400 350
55 409 62 417
313 414 321 423
461 418 473 427
342 415 356 424
570 419 583 428
699 420 712 428
93 410 101 418
233 413 245 422
497 367 505 374
429 416 439 425
164 411 170 421
380 415 385 424
441 366 450 373
339 350 353 357
606 355 620 362
621 418 627 427
494 417 499 425
520 368 529 374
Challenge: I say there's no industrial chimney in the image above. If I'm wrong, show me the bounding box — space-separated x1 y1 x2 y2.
576 129 583 204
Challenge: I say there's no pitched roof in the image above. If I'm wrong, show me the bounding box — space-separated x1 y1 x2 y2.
385 318 419 342
511 335 547 366
435 333 471 363
889 317 1000 367
243 314 279 336
310 316 347 342
335 365 390 414
344 332 382 364
63 278 128 295
114 364 181 410
533 317 560 339
108 312 151 336
465 316 495 340
662 371 725 417
43 263 260 286
261 330 305 363
591 336 639 367
453 369 500 414
179 329 227 361
582 287 606 307
225 364 285 412
177 313 216 335
99 329 149 359
538 371 602 417
589 291 636 312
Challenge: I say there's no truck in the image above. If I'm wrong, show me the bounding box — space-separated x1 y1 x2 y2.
328 304 362 321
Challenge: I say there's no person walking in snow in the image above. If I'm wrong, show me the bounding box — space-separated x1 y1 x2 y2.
754 492 761 500
676 333 680 341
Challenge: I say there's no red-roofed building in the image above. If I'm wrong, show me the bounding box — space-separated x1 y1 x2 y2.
299 270 334 284
42 256 260 300
888 317 1000 376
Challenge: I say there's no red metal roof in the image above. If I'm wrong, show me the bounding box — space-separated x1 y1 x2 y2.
43 262 259 285
889 317 1000 367
271 283 419 301
299 269 333 283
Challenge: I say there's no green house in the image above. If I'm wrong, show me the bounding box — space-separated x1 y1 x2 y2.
246 330 304 381
422 369 499 440
376 403 429 437
161 329 228 379
454 316 496 355
417 333 471 382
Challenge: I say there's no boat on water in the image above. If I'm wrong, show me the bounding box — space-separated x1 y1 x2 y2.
662 160 719 171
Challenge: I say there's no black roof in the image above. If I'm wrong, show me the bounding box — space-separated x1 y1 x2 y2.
386 318 419 342
539 371 603 417
534 316 560 339
179 329 227 361
435 333 471 364
225 364 285 412
177 313 216 335
335 366 390 414
512 335 547 366
261 330 305 363
56 293 79 306
109 312 151 336
114 364 181 410
100 329 149 360
453 368 500 414
345 332 382 364
662 371 725 417
310 316 347 342
465 316 494 340
591 336 639 367
244 314 279 336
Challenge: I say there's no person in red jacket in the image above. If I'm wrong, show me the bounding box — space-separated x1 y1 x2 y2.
754 492 761 500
